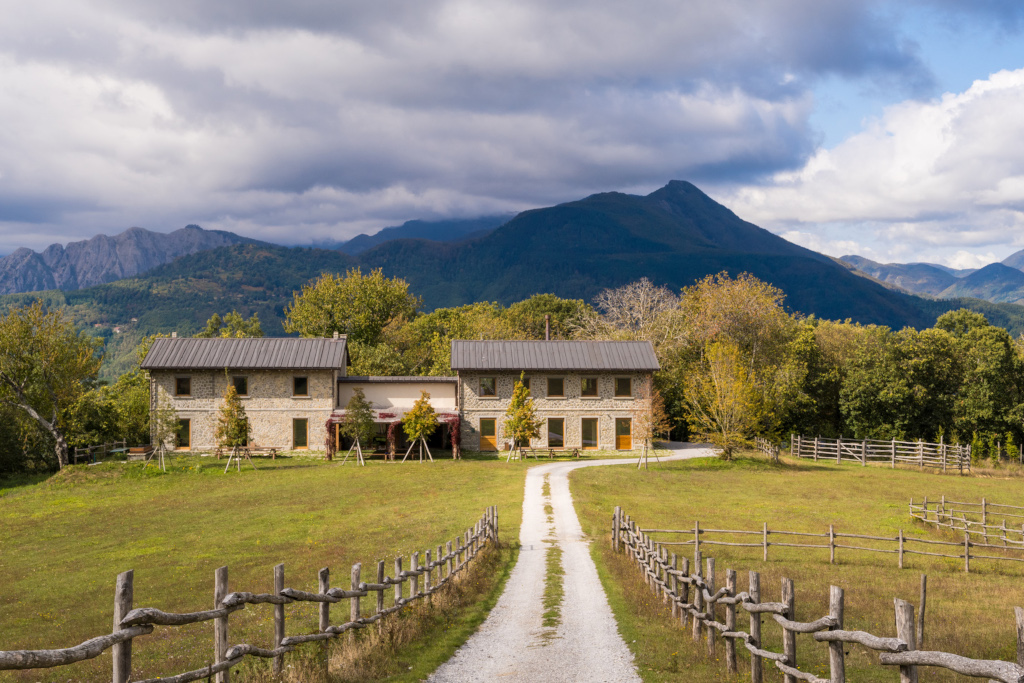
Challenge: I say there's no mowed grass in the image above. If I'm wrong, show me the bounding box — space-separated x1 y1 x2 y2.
572 453 1024 682
0 453 527 682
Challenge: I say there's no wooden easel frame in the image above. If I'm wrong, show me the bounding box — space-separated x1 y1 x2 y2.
224 446 257 473
401 437 433 463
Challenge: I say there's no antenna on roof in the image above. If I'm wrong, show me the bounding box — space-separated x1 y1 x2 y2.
333 331 339 340
545 315 550 341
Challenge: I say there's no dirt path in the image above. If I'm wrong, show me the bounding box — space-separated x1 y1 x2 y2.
429 443 714 683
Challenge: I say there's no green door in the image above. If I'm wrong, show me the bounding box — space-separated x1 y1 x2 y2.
293 418 308 449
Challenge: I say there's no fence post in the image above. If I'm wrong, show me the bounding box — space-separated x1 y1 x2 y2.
814 436 819 461
892 439 896 468
446 541 453 578
679 557 690 627
691 551 703 642
411 552 420 598
273 564 285 675
749 571 762 683
983 498 988 526
613 506 621 551
1015 606 1024 667
670 553 678 619
898 529 904 569
214 566 229 683
894 599 918 683
706 558 716 658
725 568 737 674
782 577 796 683
964 531 970 573
919 439 924 470
836 437 840 465
694 520 701 563
941 436 946 473
862 439 867 466
917 575 927 649
351 563 361 641
829 525 835 564
425 550 432 603
112 570 133 683
790 433 795 457
395 557 403 606
763 522 768 561
828 585 845 683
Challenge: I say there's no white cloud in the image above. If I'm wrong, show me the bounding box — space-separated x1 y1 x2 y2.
722 68 1024 262
945 250 998 270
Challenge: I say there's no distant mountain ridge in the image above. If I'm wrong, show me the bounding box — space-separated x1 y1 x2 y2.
0 225 256 295
336 215 511 254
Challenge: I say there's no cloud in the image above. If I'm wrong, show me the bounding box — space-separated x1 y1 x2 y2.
722 67 1024 263
0 0 1009 252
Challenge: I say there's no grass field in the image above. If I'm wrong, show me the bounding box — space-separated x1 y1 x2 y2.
571 453 1024 682
0 453 528 682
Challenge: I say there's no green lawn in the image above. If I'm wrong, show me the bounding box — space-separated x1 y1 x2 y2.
572 453 1024 683
0 453 528 682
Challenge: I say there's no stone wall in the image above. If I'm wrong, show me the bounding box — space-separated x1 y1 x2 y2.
459 371 651 451
151 369 335 451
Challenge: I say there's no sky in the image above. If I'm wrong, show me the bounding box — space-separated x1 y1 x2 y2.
1 1 1023 268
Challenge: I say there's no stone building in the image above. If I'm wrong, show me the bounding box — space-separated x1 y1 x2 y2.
450 340 660 452
142 335 348 452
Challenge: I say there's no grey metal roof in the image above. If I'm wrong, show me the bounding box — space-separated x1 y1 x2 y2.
141 337 348 371
339 376 458 383
450 340 660 372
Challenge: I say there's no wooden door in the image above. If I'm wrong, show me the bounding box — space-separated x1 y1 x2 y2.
615 418 632 450
480 418 497 451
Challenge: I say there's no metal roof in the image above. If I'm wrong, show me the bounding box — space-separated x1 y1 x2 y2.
450 340 660 372
339 376 458 383
141 337 348 371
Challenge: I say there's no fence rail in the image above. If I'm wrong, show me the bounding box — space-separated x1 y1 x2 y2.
0 506 498 682
72 440 129 465
754 437 780 462
630 511 1024 574
613 507 1024 683
911 496 1024 550
790 434 971 472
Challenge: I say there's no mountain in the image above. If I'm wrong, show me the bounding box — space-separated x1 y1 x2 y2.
358 181 929 327
6 180 1024 378
937 263 1024 304
1002 248 1024 271
336 216 511 254
838 256 957 296
930 264 978 277
0 225 256 295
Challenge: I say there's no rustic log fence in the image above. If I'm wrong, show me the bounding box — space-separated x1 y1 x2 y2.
911 496 1024 552
615 510 1024 574
613 506 1024 683
0 506 498 682
790 434 971 472
754 437 780 462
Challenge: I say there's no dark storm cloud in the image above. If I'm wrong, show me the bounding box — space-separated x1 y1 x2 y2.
0 0 1010 251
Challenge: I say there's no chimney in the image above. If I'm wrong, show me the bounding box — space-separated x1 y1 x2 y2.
171 331 177 338
333 331 339 340
545 315 550 341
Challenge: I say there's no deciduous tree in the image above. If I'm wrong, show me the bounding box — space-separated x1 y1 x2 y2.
504 375 541 455
684 341 759 460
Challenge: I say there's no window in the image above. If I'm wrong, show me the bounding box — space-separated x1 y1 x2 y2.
548 418 564 448
480 377 497 397
581 377 598 397
547 377 564 397
293 376 308 397
614 377 632 397
176 419 191 450
582 418 599 450
293 418 309 449
519 376 531 393
175 376 191 397
232 376 248 396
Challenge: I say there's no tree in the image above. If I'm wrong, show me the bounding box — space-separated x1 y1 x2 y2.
503 375 541 460
634 381 671 469
215 384 251 453
197 311 263 338
284 268 420 344
574 278 683 348
502 294 593 340
684 341 759 460
339 388 376 464
150 391 180 469
0 302 102 469
402 390 439 462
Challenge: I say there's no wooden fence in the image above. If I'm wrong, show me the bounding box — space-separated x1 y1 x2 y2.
754 437 780 462
0 506 498 682
911 496 1024 550
72 440 129 465
613 507 1024 683
621 511 1024 574
790 434 972 472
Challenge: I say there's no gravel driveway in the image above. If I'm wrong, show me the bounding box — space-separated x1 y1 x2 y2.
429 443 714 683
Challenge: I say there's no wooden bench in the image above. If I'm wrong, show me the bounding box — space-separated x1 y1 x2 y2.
520 447 581 459
215 446 280 460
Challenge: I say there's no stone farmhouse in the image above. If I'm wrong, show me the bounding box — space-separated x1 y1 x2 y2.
143 336 658 454
451 340 660 452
